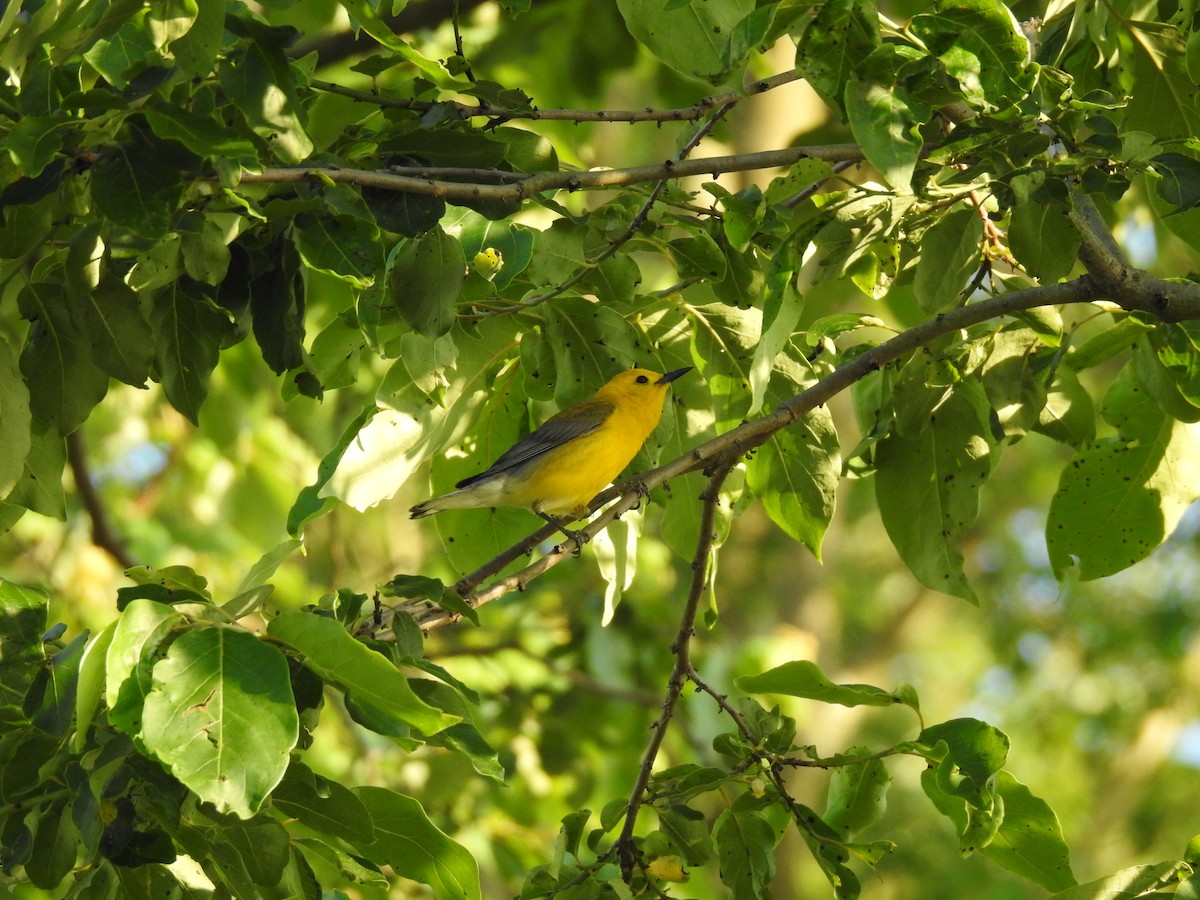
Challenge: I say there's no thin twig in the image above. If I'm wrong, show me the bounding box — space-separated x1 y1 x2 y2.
781 158 860 210
501 98 741 313
617 462 734 878
308 71 803 124
450 0 475 83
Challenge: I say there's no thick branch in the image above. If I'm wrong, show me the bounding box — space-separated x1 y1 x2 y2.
234 144 866 203
1069 190 1200 322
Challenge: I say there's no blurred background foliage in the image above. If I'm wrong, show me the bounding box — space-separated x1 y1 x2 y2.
3 0 1200 896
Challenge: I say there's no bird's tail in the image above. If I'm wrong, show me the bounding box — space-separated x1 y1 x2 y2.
409 489 474 519
409 501 437 519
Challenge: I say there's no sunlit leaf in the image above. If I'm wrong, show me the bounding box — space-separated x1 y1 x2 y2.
141 625 298 818
267 610 459 735
352 785 482 899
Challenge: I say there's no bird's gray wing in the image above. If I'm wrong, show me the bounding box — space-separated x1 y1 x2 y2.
454 399 614 489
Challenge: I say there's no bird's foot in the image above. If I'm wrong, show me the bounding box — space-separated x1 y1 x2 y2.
562 526 592 556
539 511 589 557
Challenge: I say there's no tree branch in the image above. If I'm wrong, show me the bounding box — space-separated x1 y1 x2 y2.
398 274 1170 630
309 70 803 124
484 94 742 314
616 462 734 879
65 430 137 570
234 144 867 203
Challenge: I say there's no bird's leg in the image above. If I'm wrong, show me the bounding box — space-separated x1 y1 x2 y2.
537 510 589 556
628 478 651 511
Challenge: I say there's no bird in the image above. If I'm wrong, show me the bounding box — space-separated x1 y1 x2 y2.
410 367 691 539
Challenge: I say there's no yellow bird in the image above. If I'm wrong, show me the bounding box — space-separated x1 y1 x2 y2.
410 367 691 534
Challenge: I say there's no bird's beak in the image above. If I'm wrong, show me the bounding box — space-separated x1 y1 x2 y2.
657 367 692 385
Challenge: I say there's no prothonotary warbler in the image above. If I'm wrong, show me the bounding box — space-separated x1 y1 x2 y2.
410 367 691 536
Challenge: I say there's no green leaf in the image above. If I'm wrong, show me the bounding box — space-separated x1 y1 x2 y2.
391 227 465 337
522 219 586 287
794 801 862 898
875 382 995 602
213 816 291 889
120 564 213 605
1046 373 1200 579
293 212 384 288
1065 316 1151 372
105 598 186 736
737 660 910 709
1152 153 1200 212
1034 366 1096 448
272 760 375 842
982 772 1076 891
824 752 891 839
18 282 110 434
82 11 155 88
288 404 376 535
714 806 777 899
1048 861 1191 899
910 0 1033 109
24 630 86 737
74 620 117 752
543 297 642 406
1145 321 1200 410
89 125 186 239
363 186 446 238
144 102 258 159
181 216 234 286
148 285 231 424
267 610 459 735
749 253 801 415
141 625 298 818
1007 174 1081 283
352 785 482 899
309 308 366 392
234 539 303 597
668 233 727 281
845 76 927 189
170 0 224 77
427 722 506 782
74 279 155 387
454 212 535 290
795 0 881 115
6 114 64 178
24 801 79 889
745 361 840 558
616 0 754 82
1126 24 1200 140
914 208 984 312
918 718 1010 801
339 0 460 86
980 327 1048 440
0 334 32 497
218 36 313 163
145 0 199 49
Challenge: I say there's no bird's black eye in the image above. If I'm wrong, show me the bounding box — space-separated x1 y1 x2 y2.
636 374 649 384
